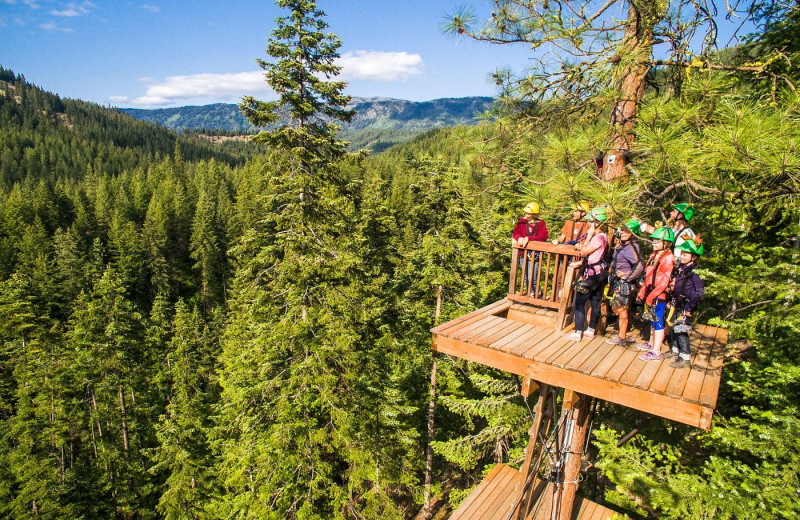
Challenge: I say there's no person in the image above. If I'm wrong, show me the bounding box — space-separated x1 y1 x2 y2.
604 219 644 346
638 203 696 260
512 202 549 296
568 207 609 341
664 237 705 368
551 201 591 246
636 227 676 361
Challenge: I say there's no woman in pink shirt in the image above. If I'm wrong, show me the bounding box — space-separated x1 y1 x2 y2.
568 208 609 341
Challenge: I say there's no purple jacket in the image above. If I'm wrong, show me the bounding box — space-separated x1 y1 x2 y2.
672 263 705 312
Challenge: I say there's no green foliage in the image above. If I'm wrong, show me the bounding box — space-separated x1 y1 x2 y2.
2 6 800 519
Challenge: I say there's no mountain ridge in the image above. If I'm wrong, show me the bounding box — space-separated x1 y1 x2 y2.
121 96 495 152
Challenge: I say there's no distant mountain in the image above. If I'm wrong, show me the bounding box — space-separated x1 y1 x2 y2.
121 96 495 152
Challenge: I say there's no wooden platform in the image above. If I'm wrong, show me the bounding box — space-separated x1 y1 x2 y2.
431 299 727 429
449 464 624 520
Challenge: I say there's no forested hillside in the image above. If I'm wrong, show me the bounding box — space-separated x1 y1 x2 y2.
121 96 494 152
1 1 799 519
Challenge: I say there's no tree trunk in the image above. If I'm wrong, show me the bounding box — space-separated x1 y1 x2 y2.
604 1 661 181
423 284 443 520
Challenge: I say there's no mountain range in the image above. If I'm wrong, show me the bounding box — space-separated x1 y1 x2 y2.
121 96 495 152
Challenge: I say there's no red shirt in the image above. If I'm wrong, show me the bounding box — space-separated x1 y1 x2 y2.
512 218 549 242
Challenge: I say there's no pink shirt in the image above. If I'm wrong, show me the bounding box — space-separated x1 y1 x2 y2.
585 232 608 274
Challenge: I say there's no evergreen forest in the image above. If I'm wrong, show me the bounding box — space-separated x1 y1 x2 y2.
1 0 799 519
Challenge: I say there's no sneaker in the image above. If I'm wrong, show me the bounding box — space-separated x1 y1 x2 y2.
567 331 582 341
638 351 662 362
635 342 651 351
625 335 637 343
605 336 628 346
669 358 691 369
583 328 595 339
663 351 679 360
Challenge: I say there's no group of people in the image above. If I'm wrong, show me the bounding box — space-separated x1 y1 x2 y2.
511 201 705 369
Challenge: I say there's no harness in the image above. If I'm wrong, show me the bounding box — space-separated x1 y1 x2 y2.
605 241 642 301
611 241 642 282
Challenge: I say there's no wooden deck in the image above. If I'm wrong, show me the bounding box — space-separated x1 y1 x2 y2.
431 299 727 429
449 464 625 520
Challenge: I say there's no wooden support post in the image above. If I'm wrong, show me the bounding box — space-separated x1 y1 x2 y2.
515 385 552 520
520 377 539 398
556 263 578 331
556 391 592 520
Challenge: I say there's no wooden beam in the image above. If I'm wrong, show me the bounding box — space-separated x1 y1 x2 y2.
557 392 592 520
520 378 539 397
432 334 711 428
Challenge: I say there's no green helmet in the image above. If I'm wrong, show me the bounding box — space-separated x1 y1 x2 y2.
649 226 675 243
677 239 704 256
673 203 695 222
625 218 641 234
586 207 608 222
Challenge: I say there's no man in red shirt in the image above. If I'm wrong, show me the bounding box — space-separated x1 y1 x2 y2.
512 202 549 296
512 202 549 246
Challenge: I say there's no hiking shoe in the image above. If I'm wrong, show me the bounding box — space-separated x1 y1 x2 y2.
663 350 679 359
605 336 628 346
583 328 596 339
669 358 691 369
635 342 652 351
567 331 582 341
638 351 662 362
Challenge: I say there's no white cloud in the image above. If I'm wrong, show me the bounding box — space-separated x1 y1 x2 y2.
117 50 425 108
121 71 271 107
40 21 73 32
337 51 424 82
51 1 94 17
141 4 160 12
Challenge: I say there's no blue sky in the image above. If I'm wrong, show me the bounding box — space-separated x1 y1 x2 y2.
0 0 537 108
1 1 757 109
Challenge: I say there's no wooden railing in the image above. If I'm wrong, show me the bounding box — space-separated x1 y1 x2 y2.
509 242 587 329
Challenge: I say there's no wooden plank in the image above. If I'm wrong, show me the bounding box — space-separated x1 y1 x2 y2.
508 293 560 309
457 316 508 342
531 333 573 362
576 342 617 375
542 253 552 300
513 327 558 357
521 378 539 397
663 326 712 399
488 323 537 350
577 500 598 519
679 324 718 403
503 326 552 355
646 359 676 394
629 353 663 389
474 320 524 346
460 465 519 520
699 326 728 407
600 349 639 382
564 336 607 371
430 299 510 334
556 264 579 331
450 315 503 342
450 463 508 520
551 336 600 368
509 248 520 295
525 332 570 361
466 319 516 346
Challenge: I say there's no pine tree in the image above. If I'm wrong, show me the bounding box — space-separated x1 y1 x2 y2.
150 301 213 520
213 1 365 517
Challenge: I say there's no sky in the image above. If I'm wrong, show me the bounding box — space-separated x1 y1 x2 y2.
0 0 537 108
